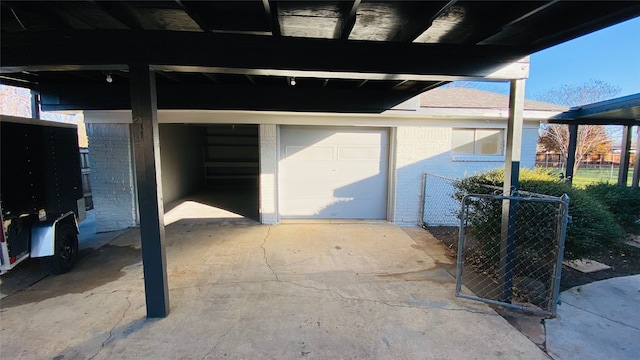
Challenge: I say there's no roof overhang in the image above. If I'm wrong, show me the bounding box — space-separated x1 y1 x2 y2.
1 1 639 113
549 93 640 126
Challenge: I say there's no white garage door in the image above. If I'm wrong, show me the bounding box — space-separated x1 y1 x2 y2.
279 126 388 219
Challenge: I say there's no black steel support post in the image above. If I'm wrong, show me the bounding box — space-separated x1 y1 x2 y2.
129 64 170 318
500 79 525 303
30 90 40 119
618 125 632 186
565 124 578 185
633 126 640 188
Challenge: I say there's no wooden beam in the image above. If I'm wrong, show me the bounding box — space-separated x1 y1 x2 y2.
334 0 361 40
6 5 27 30
393 80 409 89
39 82 423 113
201 73 219 83
262 0 281 36
6 2 92 31
129 64 170 318
92 1 146 30
477 1 561 45
1 30 529 80
174 0 210 32
390 0 457 42
156 71 183 83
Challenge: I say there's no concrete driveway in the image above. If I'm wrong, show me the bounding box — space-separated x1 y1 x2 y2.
0 220 548 359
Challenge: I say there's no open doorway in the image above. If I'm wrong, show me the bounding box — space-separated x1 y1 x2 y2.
159 124 259 224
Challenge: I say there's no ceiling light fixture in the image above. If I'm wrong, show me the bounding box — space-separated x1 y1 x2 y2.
289 77 296 86
105 72 113 83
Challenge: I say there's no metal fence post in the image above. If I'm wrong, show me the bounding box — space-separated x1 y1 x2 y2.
551 193 570 316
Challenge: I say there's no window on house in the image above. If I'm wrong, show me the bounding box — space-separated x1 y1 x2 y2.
452 128 504 155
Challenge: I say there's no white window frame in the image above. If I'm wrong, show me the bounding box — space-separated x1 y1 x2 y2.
451 128 505 162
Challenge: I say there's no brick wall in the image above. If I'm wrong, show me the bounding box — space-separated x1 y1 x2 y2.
86 123 138 232
393 125 539 226
259 124 278 224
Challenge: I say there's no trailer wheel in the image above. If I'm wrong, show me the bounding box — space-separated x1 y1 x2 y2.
41 223 78 275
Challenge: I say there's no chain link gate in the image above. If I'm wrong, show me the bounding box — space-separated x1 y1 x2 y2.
455 193 570 316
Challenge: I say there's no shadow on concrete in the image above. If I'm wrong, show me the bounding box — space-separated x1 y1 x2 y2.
0 243 141 309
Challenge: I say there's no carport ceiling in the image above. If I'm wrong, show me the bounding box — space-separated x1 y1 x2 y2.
1 1 639 113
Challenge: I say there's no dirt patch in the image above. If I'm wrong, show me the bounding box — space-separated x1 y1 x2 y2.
559 241 640 291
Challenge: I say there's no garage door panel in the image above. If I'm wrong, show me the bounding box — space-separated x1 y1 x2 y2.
279 126 388 219
279 162 338 180
281 162 383 182
284 145 334 160
280 177 387 199
337 146 386 161
280 198 387 218
281 127 387 146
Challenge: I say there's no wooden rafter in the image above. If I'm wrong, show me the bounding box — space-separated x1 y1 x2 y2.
174 0 210 32
334 0 360 40
262 0 281 37
92 1 146 30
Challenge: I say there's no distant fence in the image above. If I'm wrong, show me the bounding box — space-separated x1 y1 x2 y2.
421 173 462 227
536 152 636 169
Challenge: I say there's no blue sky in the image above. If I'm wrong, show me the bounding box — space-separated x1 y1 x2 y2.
527 16 640 100
449 16 640 101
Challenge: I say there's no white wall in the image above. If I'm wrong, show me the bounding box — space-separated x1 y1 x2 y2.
86 109 544 227
259 124 278 224
393 125 539 226
86 123 137 232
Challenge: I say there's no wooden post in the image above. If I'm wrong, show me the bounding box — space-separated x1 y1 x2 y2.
500 79 525 303
129 64 170 318
618 125 632 186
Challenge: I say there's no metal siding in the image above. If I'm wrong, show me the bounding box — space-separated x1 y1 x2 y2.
279 126 388 219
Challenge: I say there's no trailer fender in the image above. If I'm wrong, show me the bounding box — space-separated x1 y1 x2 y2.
30 212 78 258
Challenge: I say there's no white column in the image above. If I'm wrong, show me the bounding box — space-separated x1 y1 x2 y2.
259 124 279 224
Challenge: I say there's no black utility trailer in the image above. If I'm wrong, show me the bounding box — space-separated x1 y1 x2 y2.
1 115 85 274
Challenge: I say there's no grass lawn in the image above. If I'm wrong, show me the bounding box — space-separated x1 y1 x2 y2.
543 167 635 188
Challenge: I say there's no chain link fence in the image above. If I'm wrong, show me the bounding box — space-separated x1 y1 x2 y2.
422 173 570 316
421 173 462 227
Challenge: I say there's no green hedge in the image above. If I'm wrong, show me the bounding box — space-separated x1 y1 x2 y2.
454 168 626 260
583 183 640 234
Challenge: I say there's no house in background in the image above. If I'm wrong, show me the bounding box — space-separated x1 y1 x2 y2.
83 87 566 231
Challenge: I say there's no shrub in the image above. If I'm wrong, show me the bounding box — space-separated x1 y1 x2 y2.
454 167 626 260
584 183 640 234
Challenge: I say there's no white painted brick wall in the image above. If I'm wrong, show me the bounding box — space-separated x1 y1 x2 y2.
86 124 138 232
259 124 278 224
393 125 539 226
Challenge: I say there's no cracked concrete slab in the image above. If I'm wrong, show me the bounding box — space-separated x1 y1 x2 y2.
0 222 548 359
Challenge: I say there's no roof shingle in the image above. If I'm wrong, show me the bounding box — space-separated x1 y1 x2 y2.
420 87 567 111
